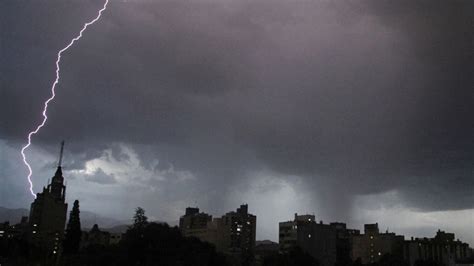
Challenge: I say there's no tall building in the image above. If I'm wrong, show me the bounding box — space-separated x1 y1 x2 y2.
279 213 338 266
351 223 404 264
28 141 68 255
216 204 257 257
179 207 212 241
330 222 360 265
179 204 257 263
403 230 472 266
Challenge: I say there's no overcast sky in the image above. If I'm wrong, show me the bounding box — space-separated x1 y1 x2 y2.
1 0 473 244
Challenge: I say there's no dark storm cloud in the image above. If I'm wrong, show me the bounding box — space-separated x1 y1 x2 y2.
1 0 473 225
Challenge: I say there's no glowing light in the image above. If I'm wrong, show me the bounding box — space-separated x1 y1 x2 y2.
20 0 109 198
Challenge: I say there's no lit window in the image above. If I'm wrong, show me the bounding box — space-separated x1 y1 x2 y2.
378 252 382 256
237 228 241 232
32 231 36 234
33 224 37 227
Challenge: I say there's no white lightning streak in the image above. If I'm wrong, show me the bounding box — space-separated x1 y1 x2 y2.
21 0 109 198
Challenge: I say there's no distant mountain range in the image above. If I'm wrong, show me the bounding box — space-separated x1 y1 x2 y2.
0 206 130 232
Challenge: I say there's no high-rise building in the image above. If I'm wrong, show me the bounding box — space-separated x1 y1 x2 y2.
28 142 68 255
216 204 257 256
330 222 360 265
279 213 337 266
179 207 212 241
179 204 257 263
351 223 404 264
403 230 472 266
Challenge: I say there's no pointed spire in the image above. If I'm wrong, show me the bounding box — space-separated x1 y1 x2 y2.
58 140 65 168
54 141 65 177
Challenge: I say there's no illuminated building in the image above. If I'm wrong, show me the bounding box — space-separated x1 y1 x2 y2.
351 223 404 264
279 213 338 266
179 204 257 263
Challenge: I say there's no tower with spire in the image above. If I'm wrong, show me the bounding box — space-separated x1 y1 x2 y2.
28 141 68 256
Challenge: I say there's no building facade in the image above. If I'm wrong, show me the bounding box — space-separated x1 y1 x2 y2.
179 204 257 263
179 207 213 241
279 214 339 266
404 230 472 266
351 223 404 264
28 142 69 256
28 166 68 255
216 204 257 257
330 222 360 265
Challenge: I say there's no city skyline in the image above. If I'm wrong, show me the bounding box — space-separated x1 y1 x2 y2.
1 162 472 247
1 0 473 250
0 164 472 265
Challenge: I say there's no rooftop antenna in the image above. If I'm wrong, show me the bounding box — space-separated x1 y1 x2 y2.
58 140 65 167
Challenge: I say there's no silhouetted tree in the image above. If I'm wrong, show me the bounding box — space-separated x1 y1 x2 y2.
61 207 227 265
63 200 82 254
121 222 227 266
132 207 148 229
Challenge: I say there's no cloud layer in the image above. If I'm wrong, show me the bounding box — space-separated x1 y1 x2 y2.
1 0 473 243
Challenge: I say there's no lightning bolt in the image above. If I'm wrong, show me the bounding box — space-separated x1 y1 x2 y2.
21 0 109 198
